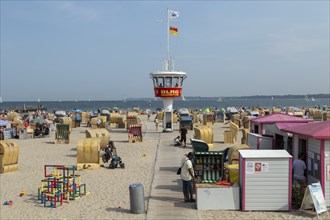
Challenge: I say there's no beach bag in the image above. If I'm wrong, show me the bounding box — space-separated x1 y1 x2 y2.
177 159 188 175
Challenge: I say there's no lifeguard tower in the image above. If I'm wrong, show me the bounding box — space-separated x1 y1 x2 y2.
150 9 187 132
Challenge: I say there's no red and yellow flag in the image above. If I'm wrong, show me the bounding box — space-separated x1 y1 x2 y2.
170 26 178 36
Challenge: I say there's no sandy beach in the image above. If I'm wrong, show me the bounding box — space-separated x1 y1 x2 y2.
0 114 328 219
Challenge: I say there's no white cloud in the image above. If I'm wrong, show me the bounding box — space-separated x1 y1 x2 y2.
57 2 98 21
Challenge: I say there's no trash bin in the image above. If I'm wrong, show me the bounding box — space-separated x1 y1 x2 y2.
129 183 145 214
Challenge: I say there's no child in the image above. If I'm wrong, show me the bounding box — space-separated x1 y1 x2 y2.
174 136 181 146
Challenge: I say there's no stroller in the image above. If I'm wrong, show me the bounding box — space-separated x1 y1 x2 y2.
100 141 125 169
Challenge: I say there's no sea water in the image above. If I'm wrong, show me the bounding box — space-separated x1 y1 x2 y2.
0 98 329 112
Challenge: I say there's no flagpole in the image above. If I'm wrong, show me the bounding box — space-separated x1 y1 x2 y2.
167 9 170 71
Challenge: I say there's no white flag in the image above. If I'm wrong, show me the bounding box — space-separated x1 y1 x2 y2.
168 10 179 19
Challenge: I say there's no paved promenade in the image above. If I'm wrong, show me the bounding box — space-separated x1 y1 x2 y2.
146 130 197 219
142 116 198 219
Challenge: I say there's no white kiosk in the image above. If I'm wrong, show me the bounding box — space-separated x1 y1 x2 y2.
149 10 187 132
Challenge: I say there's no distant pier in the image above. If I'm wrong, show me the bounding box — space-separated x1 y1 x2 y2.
4 104 47 113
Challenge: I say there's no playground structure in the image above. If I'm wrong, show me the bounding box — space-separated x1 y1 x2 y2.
37 165 88 208
128 124 143 143
0 140 19 173
76 138 101 170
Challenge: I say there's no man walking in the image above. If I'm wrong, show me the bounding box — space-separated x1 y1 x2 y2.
179 127 188 147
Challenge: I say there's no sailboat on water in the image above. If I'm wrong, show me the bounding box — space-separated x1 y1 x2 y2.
0 97 2 104
305 95 315 101
182 95 186 101
217 97 222 102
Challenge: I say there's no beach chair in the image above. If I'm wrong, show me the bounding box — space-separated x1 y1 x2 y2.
223 122 239 144
26 127 34 139
55 124 70 144
193 125 213 145
227 144 250 164
76 138 100 170
85 128 110 150
190 138 209 152
0 140 19 173
128 124 143 143
241 128 250 145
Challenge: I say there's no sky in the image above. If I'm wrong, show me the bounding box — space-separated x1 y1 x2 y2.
0 1 329 101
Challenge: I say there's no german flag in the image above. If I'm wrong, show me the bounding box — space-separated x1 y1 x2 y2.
170 26 178 36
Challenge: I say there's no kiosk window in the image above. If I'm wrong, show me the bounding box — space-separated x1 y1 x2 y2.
165 77 172 87
158 78 164 87
174 77 180 87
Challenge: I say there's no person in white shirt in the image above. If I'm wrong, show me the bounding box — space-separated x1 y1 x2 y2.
180 152 195 203
174 136 181 146
293 153 306 184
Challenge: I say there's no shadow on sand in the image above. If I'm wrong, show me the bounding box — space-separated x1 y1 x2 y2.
22 194 41 207
105 207 131 214
43 141 55 144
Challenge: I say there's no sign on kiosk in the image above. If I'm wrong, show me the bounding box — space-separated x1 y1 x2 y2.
154 88 182 98
300 182 328 218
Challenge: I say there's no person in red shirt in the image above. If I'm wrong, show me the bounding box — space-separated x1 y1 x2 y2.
24 119 30 128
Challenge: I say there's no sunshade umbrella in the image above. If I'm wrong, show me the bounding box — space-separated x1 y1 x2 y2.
74 109 82 113
55 110 66 116
101 109 111 114
31 118 47 124
203 108 211 113
0 120 9 126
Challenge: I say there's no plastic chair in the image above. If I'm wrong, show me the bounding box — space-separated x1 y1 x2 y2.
190 138 209 152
